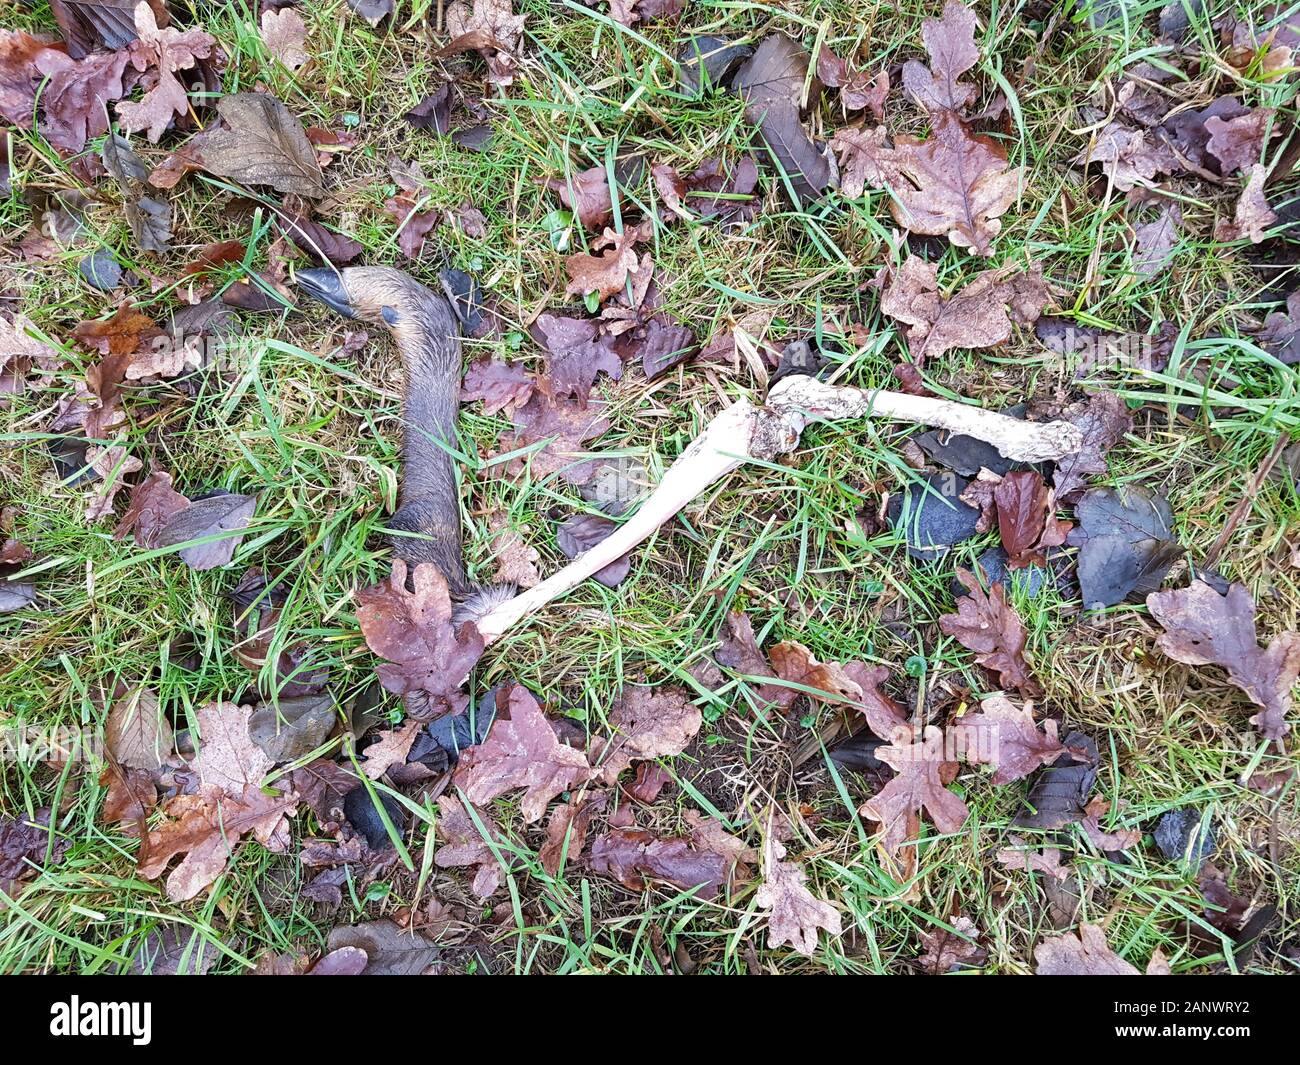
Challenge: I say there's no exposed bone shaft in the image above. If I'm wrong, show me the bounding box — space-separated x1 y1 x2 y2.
473 381 1083 642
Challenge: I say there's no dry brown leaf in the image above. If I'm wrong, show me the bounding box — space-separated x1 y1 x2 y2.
200 92 326 199
104 686 173 771
461 356 534 415
1035 923 1169 975
1077 122 1178 191
35 46 130 152
883 111 1019 255
354 560 485 720
901 0 980 113
860 726 970 859
84 445 142 523
115 3 217 143
442 0 526 86
1215 164 1276 243
754 834 842 956
881 254 1051 364
544 165 613 231
564 226 646 303
939 568 1043 698
539 794 602 875
593 685 702 784
260 8 309 71
485 509 540 588
1147 580 1299 740
359 719 421 779
139 701 297 901
954 695 1065 784
455 683 591 822
916 915 986 973
1205 107 1274 173
996 841 1069 879
434 794 505 897
113 469 189 548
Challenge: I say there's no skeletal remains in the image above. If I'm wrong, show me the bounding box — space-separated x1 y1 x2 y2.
472 373 1083 641
298 266 1084 646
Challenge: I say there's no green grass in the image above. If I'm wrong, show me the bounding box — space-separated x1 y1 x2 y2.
1 0 1297 973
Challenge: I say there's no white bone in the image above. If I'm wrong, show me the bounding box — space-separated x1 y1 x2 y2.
473 381 1083 642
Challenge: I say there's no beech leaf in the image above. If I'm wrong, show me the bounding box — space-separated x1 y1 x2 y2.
200 92 326 199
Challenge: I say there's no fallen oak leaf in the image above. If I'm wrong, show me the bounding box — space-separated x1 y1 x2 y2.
1215 164 1276 244
917 915 987 973
1080 797 1141 851
529 312 622 401
589 828 729 897
34 47 131 152
383 157 439 259
754 833 842 956
939 567 1043 698
995 841 1070 879
0 31 65 130
434 794 507 897
499 383 610 484
1035 922 1169 975
139 701 297 901
1075 122 1179 192
878 111 1020 255
115 2 217 143
1258 290 1300 365
564 226 646 303
540 793 603 875
484 509 540 588
84 445 142 522
953 695 1067 784
881 254 1051 364
1147 580 1300 740
354 560 485 720
817 45 888 118
901 0 980 114
592 684 702 784
260 8 309 71
461 356 534 415
544 165 613 231
1051 390 1131 500
652 156 760 224
441 0 527 87
454 682 591 822
113 469 188 547
1205 107 1275 174
860 726 969 862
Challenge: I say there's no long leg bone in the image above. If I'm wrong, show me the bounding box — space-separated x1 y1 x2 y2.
473 379 1083 641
